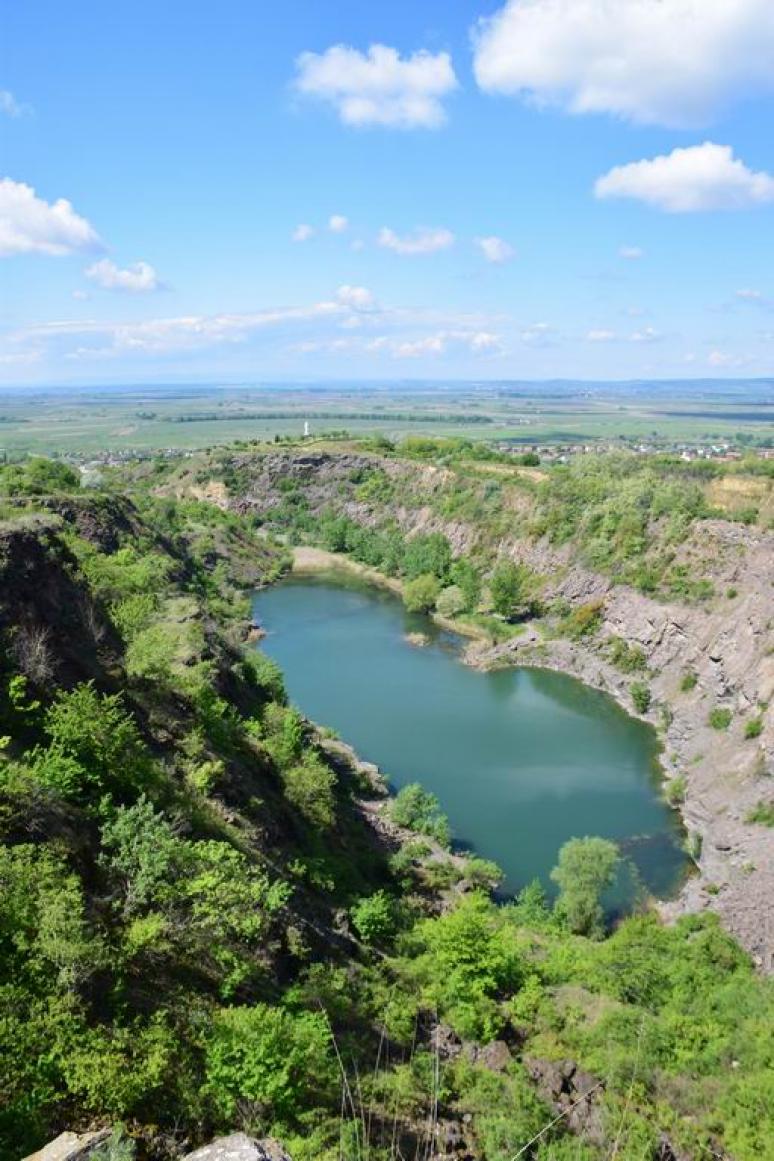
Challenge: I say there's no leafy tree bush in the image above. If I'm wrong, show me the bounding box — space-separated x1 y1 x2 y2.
557 599 604 640
282 753 337 829
402 532 452 582
489 561 541 621
449 556 481 611
608 636 647 673
44 683 153 802
630 681 652 714
407 893 522 1040
708 707 733 730
350 889 397 944
390 783 451 847
744 716 763 739
680 671 698 692
403 573 440 613
203 1003 332 1123
435 584 466 619
550 836 619 936
0 457 80 497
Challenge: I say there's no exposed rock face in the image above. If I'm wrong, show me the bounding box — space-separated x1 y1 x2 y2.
22 1130 111 1161
525 1058 605 1145
182 1134 292 1161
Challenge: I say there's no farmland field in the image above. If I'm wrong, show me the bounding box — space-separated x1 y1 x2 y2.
0 379 772 458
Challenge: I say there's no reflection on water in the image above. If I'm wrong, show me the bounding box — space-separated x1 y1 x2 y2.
254 574 689 905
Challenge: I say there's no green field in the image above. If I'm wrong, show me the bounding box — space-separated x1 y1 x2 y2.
0 381 772 458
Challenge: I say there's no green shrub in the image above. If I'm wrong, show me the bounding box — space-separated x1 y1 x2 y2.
436 584 466 619
708 707 733 731
403 573 440 613
744 716 763 739
680 671 698 692
406 893 522 1040
558 599 605 640
402 532 452 582
282 753 337 829
608 636 647 673
390 783 451 848
350 890 398 944
745 801 774 827
203 1004 333 1122
630 681 652 714
665 775 686 806
489 561 542 621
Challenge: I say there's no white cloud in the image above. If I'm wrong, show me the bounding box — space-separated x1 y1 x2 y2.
328 214 348 233
629 326 662 343
520 322 556 346
378 225 454 255
0 178 102 257
586 329 616 342
292 223 314 242
472 0 774 128
85 258 161 293
11 300 348 357
735 287 764 301
336 284 375 310
708 348 750 368
619 246 644 260
1 90 29 117
475 235 515 264
595 143 774 212
294 43 458 129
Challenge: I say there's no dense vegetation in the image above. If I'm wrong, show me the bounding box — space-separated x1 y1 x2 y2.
0 462 772 1160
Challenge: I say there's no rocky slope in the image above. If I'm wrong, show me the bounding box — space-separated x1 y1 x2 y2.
170 449 774 969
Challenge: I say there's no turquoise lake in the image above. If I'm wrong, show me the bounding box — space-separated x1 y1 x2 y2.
253 575 688 906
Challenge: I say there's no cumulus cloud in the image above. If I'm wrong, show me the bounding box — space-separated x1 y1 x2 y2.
735 287 763 300
0 178 102 257
619 246 644 260
85 258 161 293
1 90 29 117
629 326 662 343
328 214 348 233
472 0 774 128
294 43 458 129
393 329 502 358
475 235 515 264
595 143 774 212
292 223 314 242
378 226 454 255
586 329 616 342
336 284 375 310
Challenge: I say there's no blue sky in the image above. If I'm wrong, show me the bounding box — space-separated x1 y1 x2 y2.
2 0 774 385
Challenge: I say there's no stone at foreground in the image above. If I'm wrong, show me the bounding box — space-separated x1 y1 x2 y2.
22 1130 111 1161
182 1134 292 1161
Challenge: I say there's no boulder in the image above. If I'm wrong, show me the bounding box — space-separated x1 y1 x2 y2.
22 1130 111 1161
182 1135 292 1161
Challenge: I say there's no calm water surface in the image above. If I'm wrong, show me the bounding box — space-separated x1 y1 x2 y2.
254 576 688 904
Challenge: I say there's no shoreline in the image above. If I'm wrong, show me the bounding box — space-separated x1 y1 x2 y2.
286 545 691 910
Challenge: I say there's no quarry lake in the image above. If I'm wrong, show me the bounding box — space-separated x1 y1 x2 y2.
253 575 688 906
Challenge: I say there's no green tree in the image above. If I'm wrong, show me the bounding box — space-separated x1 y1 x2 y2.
490 561 541 621
403 574 440 614
204 1003 332 1122
436 584 466 619
550 836 619 937
402 533 452 581
350 890 397 945
450 556 481 612
390 783 451 847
